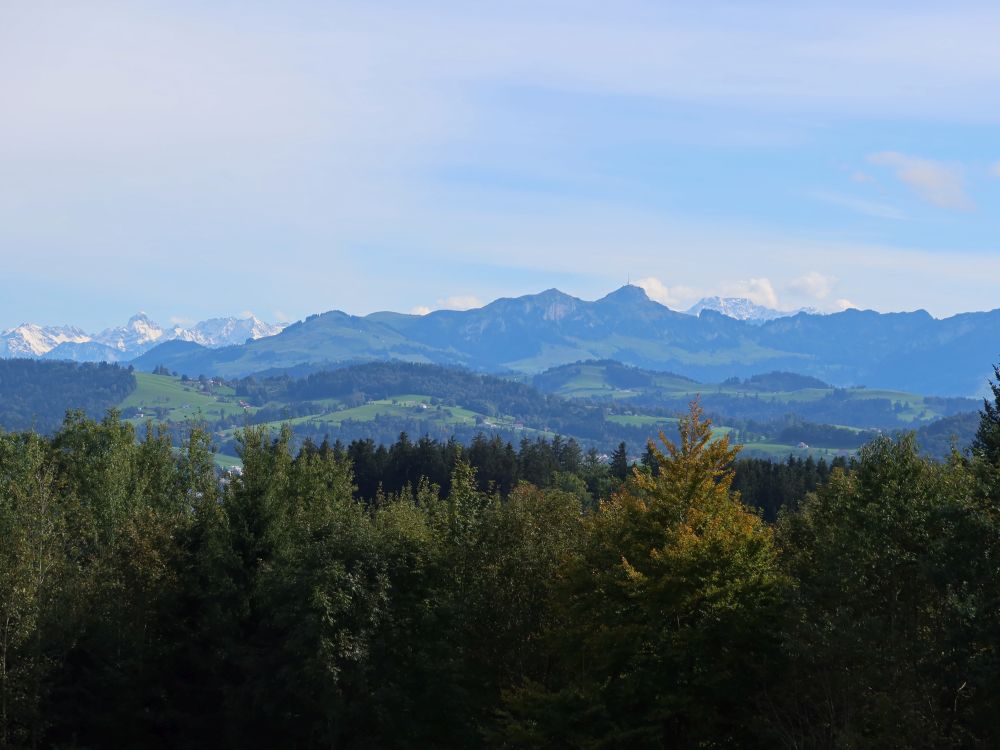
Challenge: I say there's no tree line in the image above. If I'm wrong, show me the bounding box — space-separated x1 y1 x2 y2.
326 431 838 522
0 359 136 433
2 389 1000 746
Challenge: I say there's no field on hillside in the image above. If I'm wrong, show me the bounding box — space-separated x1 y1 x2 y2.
119 379 564 465
120 373 256 423
737 441 852 460
539 363 960 423
117 371 886 468
217 396 492 431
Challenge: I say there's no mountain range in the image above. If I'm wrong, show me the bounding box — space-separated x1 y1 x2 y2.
0 294 808 362
111 286 999 397
6 287 1000 397
684 296 818 323
0 313 285 361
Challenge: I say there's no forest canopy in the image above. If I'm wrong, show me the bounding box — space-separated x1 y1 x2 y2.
3 387 1000 747
0 359 135 433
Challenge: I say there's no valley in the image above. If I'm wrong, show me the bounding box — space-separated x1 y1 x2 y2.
113 360 978 466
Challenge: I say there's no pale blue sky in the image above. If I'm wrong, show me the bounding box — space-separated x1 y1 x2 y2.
3 1 1000 329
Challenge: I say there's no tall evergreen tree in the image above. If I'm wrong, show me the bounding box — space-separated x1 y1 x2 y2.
972 363 1000 463
609 440 629 481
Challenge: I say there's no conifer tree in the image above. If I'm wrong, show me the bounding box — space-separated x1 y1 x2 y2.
972 363 1000 463
609 440 629 480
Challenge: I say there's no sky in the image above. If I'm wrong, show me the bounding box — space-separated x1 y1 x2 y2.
4 1 1000 330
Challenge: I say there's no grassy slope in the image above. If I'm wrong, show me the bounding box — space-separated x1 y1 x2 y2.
737 442 850 460
121 380 559 463
120 373 256 422
215 396 556 438
545 367 947 422
120 373 864 467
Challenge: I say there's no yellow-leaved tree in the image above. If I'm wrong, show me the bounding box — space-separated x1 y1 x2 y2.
498 401 787 749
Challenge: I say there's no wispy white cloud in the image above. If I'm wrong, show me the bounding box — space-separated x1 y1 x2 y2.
634 277 699 309
787 271 836 301
639 275 833 312
868 152 972 210
3 3 1000 327
410 305 432 316
719 278 779 309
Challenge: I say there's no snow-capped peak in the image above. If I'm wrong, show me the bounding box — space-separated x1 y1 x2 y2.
0 323 90 357
173 314 285 347
94 313 167 352
685 297 817 324
0 312 287 361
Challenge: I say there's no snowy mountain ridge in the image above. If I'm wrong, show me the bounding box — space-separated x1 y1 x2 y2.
0 313 286 360
685 296 820 323
0 324 91 358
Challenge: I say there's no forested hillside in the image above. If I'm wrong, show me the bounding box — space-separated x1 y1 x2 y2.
534 359 977 429
3 401 1000 747
0 359 135 433
130 360 978 461
0 359 978 461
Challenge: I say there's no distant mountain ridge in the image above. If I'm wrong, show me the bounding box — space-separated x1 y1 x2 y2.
684 296 819 323
6 287 1000 396
0 313 286 360
0 324 91 358
121 286 1000 397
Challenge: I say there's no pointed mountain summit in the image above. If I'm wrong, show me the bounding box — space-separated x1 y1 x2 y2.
596 284 651 306
591 284 695 336
94 313 168 353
